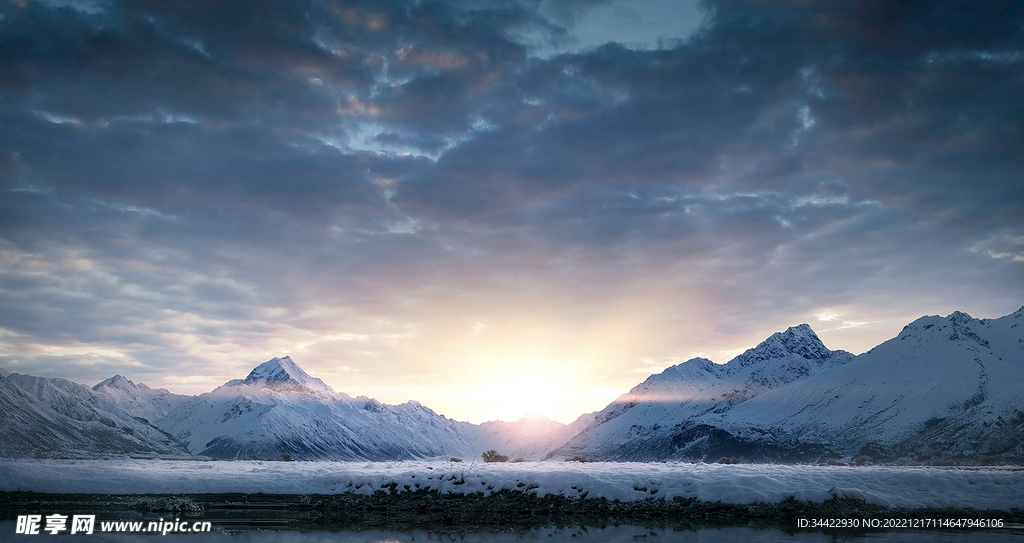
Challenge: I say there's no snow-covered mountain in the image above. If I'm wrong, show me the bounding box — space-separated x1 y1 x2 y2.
92 374 190 423
478 414 566 459
712 308 1024 462
0 356 569 461
3 307 1022 463
545 324 854 461
546 308 1024 463
235 356 335 395
0 371 190 458
155 356 494 460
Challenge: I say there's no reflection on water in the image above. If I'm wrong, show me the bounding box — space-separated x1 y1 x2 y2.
4 523 1024 542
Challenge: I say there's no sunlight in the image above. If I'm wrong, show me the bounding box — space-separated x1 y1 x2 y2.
481 372 572 423
463 358 580 423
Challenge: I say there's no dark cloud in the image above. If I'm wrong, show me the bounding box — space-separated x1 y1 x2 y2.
0 0 1021 418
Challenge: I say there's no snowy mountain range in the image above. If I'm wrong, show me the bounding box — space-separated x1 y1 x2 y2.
714 309 1024 462
0 355 563 460
157 356 496 460
1 307 1022 463
0 372 189 458
550 308 1024 463
545 324 855 461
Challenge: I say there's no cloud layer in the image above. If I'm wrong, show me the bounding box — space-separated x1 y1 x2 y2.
1 0 1022 422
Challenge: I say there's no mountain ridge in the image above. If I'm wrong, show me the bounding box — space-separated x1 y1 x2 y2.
2 307 1022 462
543 320 855 461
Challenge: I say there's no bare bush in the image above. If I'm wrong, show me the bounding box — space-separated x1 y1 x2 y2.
481 450 509 462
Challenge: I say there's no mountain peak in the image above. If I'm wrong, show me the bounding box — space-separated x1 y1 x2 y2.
947 310 975 325
0 367 10 379
512 414 565 437
479 413 565 442
93 374 145 391
730 323 832 367
778 322 816 340
517 413 564 427
241 356 333 393
648 357 725 385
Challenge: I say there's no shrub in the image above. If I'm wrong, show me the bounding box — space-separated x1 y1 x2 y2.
449 457 463 463
564 455 596 463
482 450 509 463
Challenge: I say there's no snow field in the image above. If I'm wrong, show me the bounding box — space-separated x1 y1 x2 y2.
1 459 1022 510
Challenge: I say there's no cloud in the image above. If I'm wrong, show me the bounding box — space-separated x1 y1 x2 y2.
0 0 1021 421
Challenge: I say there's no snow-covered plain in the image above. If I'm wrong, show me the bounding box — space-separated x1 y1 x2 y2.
2 459 1021 510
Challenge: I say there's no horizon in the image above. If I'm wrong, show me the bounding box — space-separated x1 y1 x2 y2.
5 306 1021 425
1 0 1022 426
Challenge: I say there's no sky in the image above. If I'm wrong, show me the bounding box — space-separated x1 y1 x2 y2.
1 0 1022 424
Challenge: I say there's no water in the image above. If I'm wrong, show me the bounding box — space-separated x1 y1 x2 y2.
4 523 1024 542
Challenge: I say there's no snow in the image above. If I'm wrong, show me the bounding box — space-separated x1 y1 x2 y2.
241 356 334 395
478 415 567 458
155 375 500 461
0 373 190 458
551 309 1024 461
3 309 1023 464
548 324 853 460
1 357 572 462
729 324 846 369
94 374 135 390
1 459 1021 510
716 309 1024 451
91 374 189 422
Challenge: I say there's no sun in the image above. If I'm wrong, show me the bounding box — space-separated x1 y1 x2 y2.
454 356 597 424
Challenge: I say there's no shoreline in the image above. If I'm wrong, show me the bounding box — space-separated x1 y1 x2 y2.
4 459 1023 511
2 491 1022 533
